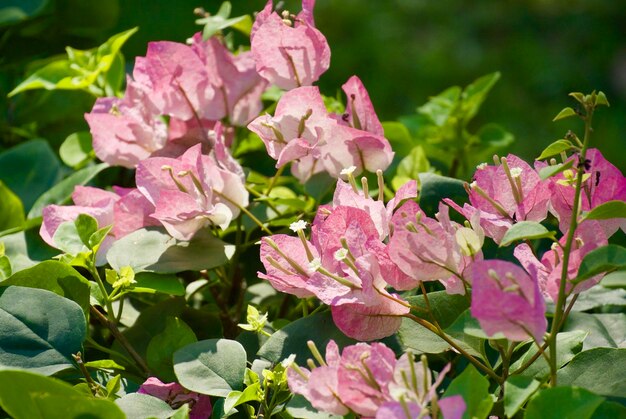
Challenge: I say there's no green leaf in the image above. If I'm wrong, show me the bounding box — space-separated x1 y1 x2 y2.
584 200 626 221
538 159 575 180
147 317 197 382
601 270 626 288
418 86 461 126
461 72 500 123
418 173 467 217
500 221 555 247
594 91 610 107
3 260 90 317
285 395 342 419
59 132 94 169
591 401 626 418
446 309 504 341
563 312 626 350
258 311 356 365
174 339 247 397
0 286 86 375
560 286 626 312
557 348 626 399
0 256 11 280
443 364 494 419
83 359 126 371
397 145 430 180
0 139 62 212
131 272 186 296
537 139 574 160
382 121 414 157
107 227 235 274
503 376 540 418
223 382 262 414
526 387 604 419
0 181 24 233
0 370 124 419
510 330 586 379
75 213 99 246
574 245 626 284
115 393 175 419
27 163 108 219
553 107 578 121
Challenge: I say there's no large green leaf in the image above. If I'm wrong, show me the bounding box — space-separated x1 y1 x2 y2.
2 260 90 316
525 386 604 419
257 311 356 364
107 227 235 273
443 364 494 419
0 286 86 375
0 181 24 234
583 200 626 221
27 163 108 219
563 312 626 350
557 348 626 399
0 370 124 419
174 339 247 397
0 139 63 211
510 330 586 379
115 393 175 419
147 317 197 382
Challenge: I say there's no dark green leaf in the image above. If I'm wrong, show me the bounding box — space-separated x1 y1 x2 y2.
526 387 604 419
3 260 90 316
0 286 86 375
258 311 356 365
575 245 626 284
591 401 626 419
107 227 235 274
0 181 24 233
147 317 197 382
0 139 62 211
510 330 586 379
59 132 94 169
503 376 540 418
174 339 247 397
563 312 626 350
557 348 626 398
418 173 467 216
537 139 574 160
28 163 108 219
443 364 494 419
0 370 124 419
584 201 626 221
115 393 174 419
500 221 555 247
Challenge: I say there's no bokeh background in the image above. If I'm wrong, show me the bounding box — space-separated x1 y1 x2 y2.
1 0 625 170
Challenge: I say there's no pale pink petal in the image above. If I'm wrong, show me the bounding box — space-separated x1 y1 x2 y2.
341 75 384 136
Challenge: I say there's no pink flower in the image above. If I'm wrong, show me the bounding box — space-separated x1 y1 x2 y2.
388 201 483 294
447 154 550 244
85 80 168 168
336 342 396 417
514 220 608 301
136 143 248 240
248 86 393 182
287 341 349 415
337 75 384 137
469 260 547 342
545 148 626 237
250 0 330 90
138 377 212 419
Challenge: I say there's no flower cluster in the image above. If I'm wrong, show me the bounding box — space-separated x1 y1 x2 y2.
287 340 466 418
259 176 416 340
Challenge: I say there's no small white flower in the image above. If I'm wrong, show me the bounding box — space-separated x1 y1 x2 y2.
281 354 297 368
334 248 349 261
510 167 523 178
469 181 478 189
289 220 308 232
340 166 357 176
308 258 322 272
476 162 488 170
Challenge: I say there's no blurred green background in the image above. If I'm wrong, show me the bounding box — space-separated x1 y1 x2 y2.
1 0 624 172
